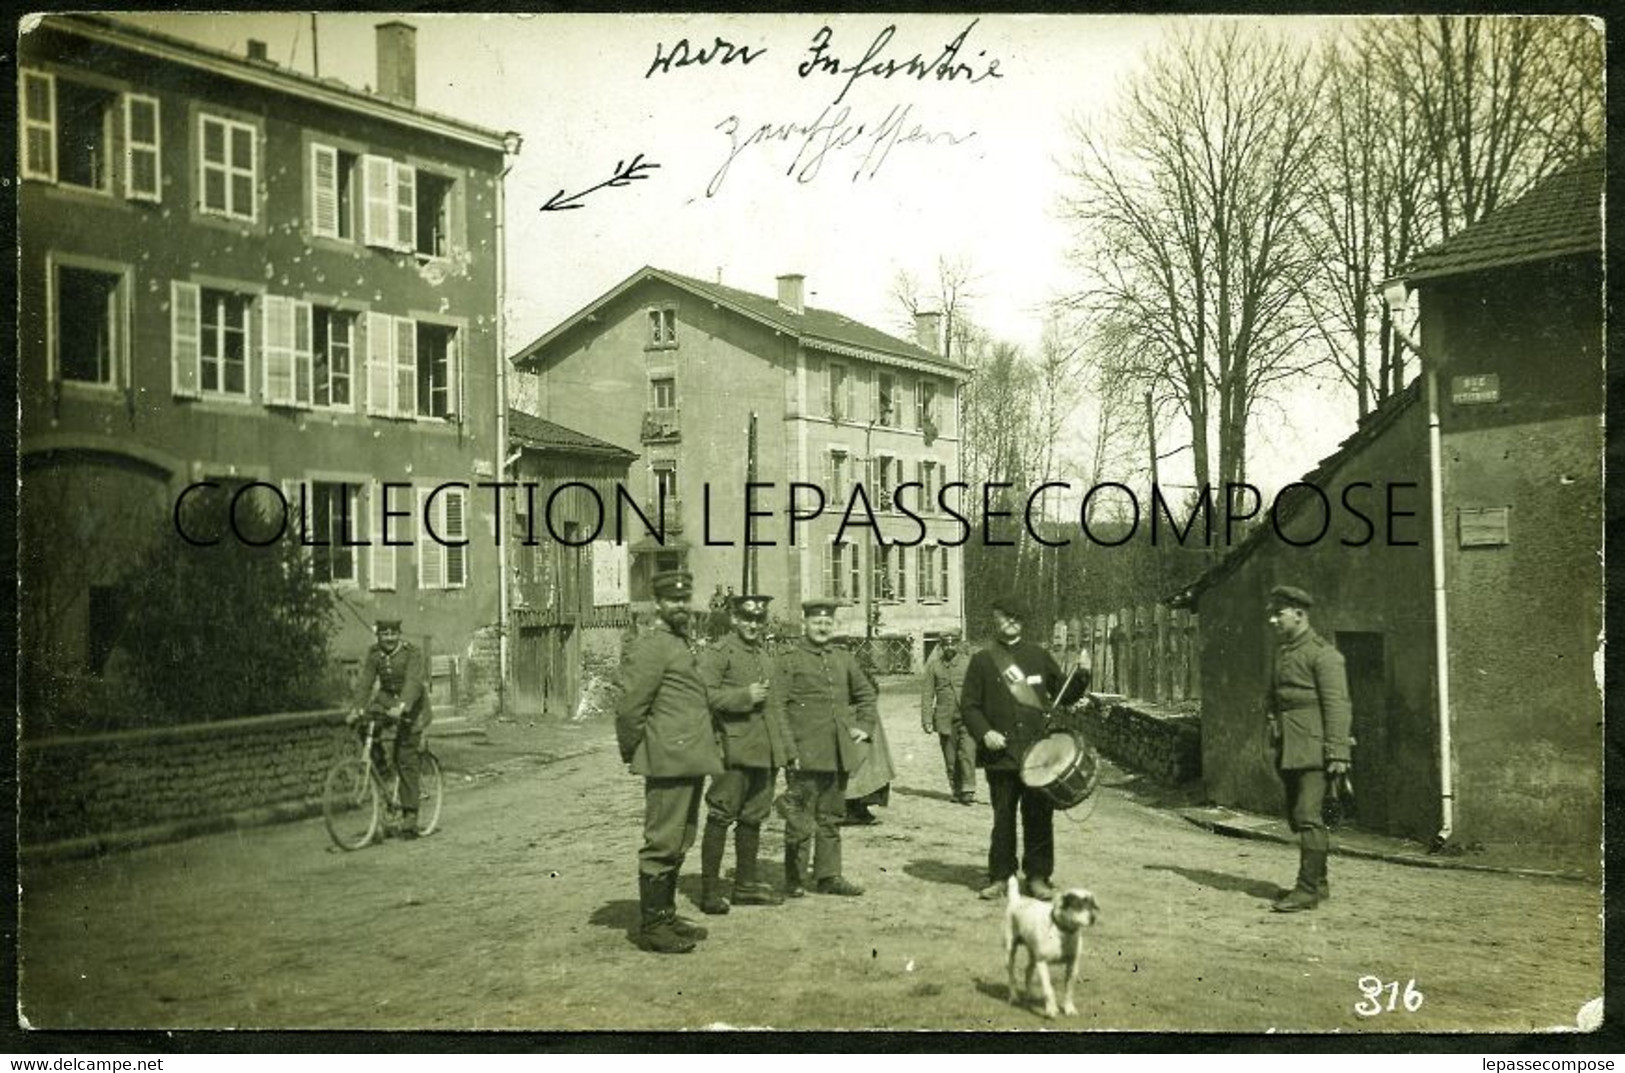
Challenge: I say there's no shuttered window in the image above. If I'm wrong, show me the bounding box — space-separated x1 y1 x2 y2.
123 94 160 201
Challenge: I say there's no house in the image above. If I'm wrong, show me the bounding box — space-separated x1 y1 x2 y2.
505 409 638 716
512 267 972 664
1177 156 1603 859
18 14 520 707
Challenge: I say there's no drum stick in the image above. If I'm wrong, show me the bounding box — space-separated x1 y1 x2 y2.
1045 665 1083 722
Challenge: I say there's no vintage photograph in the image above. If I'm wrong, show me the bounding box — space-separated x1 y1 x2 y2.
14 11 1605 1036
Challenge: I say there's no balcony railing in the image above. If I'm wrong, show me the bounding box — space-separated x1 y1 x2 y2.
642 496 684 533
641 407 680 443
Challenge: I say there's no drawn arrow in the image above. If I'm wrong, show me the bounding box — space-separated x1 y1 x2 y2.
540 153 662 211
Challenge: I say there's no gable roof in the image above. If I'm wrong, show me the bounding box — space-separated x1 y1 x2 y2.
508 409 636 461
1168 379 1423 609
1404 155 1603 283
512 266 971 379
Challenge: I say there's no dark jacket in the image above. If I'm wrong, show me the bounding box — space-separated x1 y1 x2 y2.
961 638 1081 772
921 647 972 734
699 631 793 769
614 620 726 778
768 639 877 773
354 640 433 726
1267 629 1353 771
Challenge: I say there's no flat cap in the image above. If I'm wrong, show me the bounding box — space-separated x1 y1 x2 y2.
801 597 840 618
731 594 772 621
1267 584 1314 610
652 569 695 601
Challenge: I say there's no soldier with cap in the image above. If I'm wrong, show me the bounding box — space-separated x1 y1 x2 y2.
922 627 977 805
614 569 726 953
961 595 1089 900
768 598 876 897
1264 584 1353 913
349 618 434 839
696 593 795 915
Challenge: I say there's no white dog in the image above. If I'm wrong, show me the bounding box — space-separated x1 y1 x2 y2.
1002 875 1100 1018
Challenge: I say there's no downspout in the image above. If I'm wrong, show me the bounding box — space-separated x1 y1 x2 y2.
495 132 523 718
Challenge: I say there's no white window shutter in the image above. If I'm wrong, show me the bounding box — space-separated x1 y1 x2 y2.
869 373 880 424
444 330 459 417
365 311 392 415
361 154 394 247
123 94 160 201
293 300 313 406
917 546 928 598
170 281 201 398
368 482 396 591
311 144 339 238
897 546 907 599
21 71 55 181
444 487 466 588
394 317 417 417
417 487 445 590
261 294 294 405
822 544 834 599
394 162 417 253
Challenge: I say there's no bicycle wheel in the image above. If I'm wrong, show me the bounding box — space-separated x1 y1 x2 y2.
322 757 381 850
416 751 445 836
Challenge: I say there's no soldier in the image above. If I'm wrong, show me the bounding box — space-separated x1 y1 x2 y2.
697 593 796 915
1264 584 1353 913
769 598 876 897
615 570 726 953
349 618 433 839
922 628 977 805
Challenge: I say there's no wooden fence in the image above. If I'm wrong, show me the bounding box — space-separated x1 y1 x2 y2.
1055 605 1200 705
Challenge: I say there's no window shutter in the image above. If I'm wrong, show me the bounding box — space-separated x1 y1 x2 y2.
170 280 201 398
899 378 914 429
261 295 294 405
917 545 928 598
896 546 908 600
311 144 339 238
395 317 418 417
822 544 835 599
293 300 313 406
815 361 829 418
444 487 466 588
21 71 56 181
365 311 393 415
444 329 460 417
941 547 950 600
869 372 880 425
368 482 396 591
417 487 445 590
394 162 417 253
361 154 394 247
123 94 160 201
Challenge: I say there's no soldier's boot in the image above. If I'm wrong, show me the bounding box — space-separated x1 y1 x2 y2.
1316 851 1331 903
1272 849 1324 913
698 819 732 915
661 871 710 941
784 841 810 898
730 824 783 906
633 873 695 954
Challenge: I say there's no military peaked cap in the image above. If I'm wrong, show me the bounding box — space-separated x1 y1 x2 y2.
731 594 772 621
652 570 695 600
801 598 840 617
375 618 403 630
1267 584 1315 611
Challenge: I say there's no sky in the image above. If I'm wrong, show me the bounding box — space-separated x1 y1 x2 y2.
120 11 1359 491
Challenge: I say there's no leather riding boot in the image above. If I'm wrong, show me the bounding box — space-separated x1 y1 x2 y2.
731 825 783 906
1272 848 1323 913
699 819 731 915
634 873 695 954
1316 850 1331 903
662 871 710 941
784 842 808 898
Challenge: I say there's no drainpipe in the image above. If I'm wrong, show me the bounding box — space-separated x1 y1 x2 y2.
495 132 523 718
1383 278 1454 850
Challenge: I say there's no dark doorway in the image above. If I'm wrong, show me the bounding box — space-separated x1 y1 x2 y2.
1335 631 1387 832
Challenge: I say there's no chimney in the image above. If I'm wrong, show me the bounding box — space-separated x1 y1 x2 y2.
914 311 943 355
776 274 805 315
375 21 417 105
246 39 269 63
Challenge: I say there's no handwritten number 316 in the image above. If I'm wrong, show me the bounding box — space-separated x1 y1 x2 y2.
1355 976 1424 1016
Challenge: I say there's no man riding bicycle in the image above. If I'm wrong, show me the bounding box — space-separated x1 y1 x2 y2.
349 618 434 839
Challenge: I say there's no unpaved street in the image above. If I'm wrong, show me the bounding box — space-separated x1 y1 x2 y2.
18 683 1603 1033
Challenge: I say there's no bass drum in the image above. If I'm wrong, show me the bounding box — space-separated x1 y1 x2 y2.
1019 728 1102 810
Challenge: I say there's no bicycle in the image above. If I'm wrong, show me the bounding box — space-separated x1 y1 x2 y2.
322 713 444 850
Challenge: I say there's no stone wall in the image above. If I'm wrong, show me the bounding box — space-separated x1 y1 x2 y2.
19 709 351 854
1075 698 1201 786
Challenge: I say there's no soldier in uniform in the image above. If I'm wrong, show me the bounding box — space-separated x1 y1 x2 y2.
696 593 795 915
922 628 977 805
615 570 726 953
1264 584 1353 913
349 618 433 839
768 598 876 897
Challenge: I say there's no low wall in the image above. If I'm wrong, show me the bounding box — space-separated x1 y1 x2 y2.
1075 698 1201 785
20 709 351 855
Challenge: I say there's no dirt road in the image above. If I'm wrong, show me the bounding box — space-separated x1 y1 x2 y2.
17 682 1604 1034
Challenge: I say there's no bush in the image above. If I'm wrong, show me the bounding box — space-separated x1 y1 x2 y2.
112 489 339 724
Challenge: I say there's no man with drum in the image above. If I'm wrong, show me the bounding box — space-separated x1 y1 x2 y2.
922 628 977 805
961 596 1089 901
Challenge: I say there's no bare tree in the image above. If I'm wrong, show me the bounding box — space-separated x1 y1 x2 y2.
892 254 980 365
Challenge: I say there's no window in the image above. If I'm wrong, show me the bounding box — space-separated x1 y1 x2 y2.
313 307 354 408
364 312 417 418
418 484 467 590
124 94 160 200
918 545 939 599
416 323 459 419
828 362 851 422
21 71 55 181
310 144 358 240
261 295 313 407
875 455 895 511
918 459 940 513
169 284 253 399
55 77 116 190
826 449 849 502
199 113 257 221
414 170 453 257
876 371 896 427
895 545 909 600
648 306 677 348
651 377 676 409
874 544 906 601
652 464 678 511
53 263 123 386
368 482 397 592
826 541 858 600
918 378 938 433
303 481 360 586
360 154 416 250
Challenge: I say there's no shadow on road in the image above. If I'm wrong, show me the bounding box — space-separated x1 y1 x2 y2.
1143 863 1280 901
588 898 640 932
904 858 985 891
891 783 957 804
